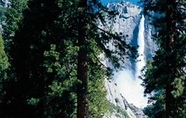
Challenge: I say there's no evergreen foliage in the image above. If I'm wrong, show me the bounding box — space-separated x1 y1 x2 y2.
0 0 78 117
108 102 130 118
141 0 186 117
0 0 137 117
0 35 9 73
0 34 9 91
1 0 28 51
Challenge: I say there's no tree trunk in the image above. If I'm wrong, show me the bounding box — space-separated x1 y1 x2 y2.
165 0 175 117
77 0 88 118
165 84 171 118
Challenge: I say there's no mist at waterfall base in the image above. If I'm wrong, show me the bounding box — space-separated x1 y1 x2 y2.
101 0 139 5
114 15 148 108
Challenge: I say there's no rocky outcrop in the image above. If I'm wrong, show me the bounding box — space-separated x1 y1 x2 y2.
103 1 156 118
0 0 10 7
0 0 153 117
105 78 148 118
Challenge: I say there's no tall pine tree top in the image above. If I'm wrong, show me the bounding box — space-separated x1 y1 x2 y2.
142 0 186 117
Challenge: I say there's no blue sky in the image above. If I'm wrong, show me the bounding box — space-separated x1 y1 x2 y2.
101 0 139 5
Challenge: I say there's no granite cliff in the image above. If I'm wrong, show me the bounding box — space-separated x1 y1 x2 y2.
103 1 156 118
0 0 156 117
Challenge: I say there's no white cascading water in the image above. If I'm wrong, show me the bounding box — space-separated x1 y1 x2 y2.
115 15 148 108
136 15 146 78
135 15 147 107
2 0 10 7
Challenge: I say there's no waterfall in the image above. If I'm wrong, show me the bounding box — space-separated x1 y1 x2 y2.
136 15 146 78
2 0 10 7
114 15 148 108
133 14 147 108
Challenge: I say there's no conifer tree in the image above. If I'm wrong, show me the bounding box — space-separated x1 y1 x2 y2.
0 0 137 117
0 34 9 93
142 0 186 117
76 0 137 117
77 0 88 117
1 0 27 51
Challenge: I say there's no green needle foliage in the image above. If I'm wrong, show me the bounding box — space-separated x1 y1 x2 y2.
141 0 186 117
0 34 9 92
0 35 9 74
0 0 137 117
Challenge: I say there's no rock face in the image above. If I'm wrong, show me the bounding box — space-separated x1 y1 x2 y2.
105 78 148 118
103 1 156 118
0 0 10 7
106 2 141 42
103 1 156 70
0 0 153 117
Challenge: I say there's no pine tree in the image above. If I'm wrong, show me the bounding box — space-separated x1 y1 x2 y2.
76 0 137 117
0 34 9 93
0 0 137 117
1 0 28 51
0 0 77 117
76 0 88 117
142 0 186 117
